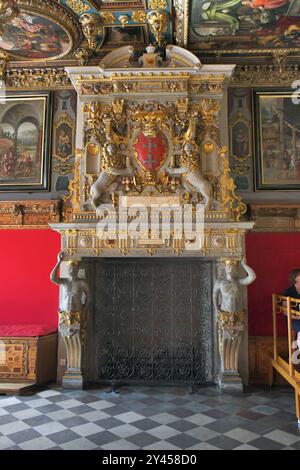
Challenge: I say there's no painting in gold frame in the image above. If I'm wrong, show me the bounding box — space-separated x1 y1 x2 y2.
254 90 300 190
0 92 52 192
53 114 75 162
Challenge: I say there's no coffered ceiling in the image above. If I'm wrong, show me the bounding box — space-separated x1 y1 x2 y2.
1 0 300 63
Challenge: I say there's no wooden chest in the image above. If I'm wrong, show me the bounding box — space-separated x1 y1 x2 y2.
0 334 57 392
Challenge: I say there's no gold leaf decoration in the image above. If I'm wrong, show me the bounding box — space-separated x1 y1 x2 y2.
66 0 90 15
131 11 147 23
148 0 168 9
100 11 115 24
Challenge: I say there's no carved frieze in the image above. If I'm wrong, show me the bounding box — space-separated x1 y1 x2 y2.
0 200 61 228
5 68 72 90
232 64 300 88
250 204 300 232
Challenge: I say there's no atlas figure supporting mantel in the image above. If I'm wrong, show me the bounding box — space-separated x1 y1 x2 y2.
213 257 256 314
213 258 256 391
50 251 91 389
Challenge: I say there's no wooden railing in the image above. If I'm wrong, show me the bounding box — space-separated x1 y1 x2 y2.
272 294 300 375
271 294 300 426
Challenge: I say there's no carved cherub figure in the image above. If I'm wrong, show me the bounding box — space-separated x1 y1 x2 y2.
90 140 134 208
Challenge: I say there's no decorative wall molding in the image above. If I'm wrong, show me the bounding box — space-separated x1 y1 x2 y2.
5 68 72 90
0 200 61 228
3 62 300 91
232 64 300 88
250 204 300 232
249 336 287 385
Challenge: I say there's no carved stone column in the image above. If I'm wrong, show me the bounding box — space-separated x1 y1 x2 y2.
217 310 245 391
58 311 87 389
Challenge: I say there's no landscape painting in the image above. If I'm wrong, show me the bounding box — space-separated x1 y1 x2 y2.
0 92 52 191
190 0 300 51
254 90 300 190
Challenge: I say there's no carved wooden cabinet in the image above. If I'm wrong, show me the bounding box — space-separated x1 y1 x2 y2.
0 334 57 388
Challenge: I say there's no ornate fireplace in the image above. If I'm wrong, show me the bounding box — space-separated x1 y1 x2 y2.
51 45 254 391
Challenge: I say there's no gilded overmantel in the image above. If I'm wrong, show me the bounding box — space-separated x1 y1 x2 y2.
50 45 254 259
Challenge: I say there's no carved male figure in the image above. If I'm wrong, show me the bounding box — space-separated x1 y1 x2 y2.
50 252 91 386
50 252 91 340
213 257 256 314
213 257 256 385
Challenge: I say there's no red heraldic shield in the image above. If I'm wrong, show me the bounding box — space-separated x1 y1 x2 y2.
134 133 167 171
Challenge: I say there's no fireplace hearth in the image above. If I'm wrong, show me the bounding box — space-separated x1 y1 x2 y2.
83 258 215 386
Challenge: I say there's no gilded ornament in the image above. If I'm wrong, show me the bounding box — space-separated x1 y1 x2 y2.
118 14 130 28
80 13 104 51
146 9 169 47
0 51 8 83
131 10 147 23
100 11 115 25
66 0 90 15
200 99 221 123
203 142 215 155
53 163 74 176
5 68 72 90
232 64 300 88
148 0 167 9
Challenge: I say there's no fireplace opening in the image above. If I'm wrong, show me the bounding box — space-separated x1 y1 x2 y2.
84 258 216 386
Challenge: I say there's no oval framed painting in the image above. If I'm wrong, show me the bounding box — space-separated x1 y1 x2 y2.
0 0 82 61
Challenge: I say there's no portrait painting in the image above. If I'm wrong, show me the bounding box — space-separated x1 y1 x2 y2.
254 90 300 190
190 0 300 52
231 121 251 161
104 26 147 49
54 118 74 161
0 92 52 192
0 12 71 60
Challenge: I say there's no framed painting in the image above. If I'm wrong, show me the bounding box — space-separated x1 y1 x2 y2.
103 25 148 50
253 89 300 190
53 114 75 162
0 91 52 192
190 0 300 55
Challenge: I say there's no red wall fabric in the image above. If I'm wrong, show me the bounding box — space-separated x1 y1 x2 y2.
246 232 300 336
0 229 60 328
0 229 296 336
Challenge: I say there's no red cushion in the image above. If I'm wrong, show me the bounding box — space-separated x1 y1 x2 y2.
0 324 57 337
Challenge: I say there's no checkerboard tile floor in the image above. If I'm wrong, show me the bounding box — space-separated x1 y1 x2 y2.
0 385 299 450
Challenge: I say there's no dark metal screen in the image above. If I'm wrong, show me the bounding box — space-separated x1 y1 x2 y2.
89 259 214 384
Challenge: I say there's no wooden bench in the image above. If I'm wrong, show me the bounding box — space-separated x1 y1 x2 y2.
0 325 58 395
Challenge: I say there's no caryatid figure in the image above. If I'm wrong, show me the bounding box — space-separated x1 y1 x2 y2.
213 257 256 389
50 251 91 388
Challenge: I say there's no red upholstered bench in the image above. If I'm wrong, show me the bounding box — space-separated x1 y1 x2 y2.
0 324 58 394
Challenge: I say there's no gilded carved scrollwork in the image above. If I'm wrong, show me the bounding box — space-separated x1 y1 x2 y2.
146 9 169 47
